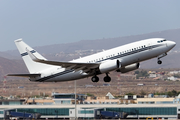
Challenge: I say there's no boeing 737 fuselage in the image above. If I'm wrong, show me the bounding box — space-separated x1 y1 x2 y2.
8 38 176 82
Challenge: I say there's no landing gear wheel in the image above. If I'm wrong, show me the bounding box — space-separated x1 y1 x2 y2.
91 76 99 82
157 60 162 64
104 76 111 82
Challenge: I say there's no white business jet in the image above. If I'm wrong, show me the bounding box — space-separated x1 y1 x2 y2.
7 38 176 82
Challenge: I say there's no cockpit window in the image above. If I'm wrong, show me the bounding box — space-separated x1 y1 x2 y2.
157 39 166 43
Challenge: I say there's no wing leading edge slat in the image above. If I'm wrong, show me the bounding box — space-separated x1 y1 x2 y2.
26 48 100 73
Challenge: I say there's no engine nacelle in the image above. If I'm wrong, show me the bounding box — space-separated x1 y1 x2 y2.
117 63 140 73
99 59 120 73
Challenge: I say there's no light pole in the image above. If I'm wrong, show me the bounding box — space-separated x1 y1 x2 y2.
75 80 77 120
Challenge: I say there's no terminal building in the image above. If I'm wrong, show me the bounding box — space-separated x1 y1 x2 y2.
0 93 180 119
0 104 178 119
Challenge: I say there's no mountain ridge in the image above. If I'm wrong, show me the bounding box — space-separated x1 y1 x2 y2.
0 28 179 79
3 28 180 58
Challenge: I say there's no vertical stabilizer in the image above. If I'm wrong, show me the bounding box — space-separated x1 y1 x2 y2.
15 39 53 73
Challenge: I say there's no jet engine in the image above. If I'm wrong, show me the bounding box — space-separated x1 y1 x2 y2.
117 63 140 73
99 59 120 73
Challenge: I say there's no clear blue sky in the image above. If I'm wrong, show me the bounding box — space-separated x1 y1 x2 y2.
0 0 180 51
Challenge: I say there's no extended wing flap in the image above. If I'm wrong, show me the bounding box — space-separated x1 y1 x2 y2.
7 74 41 78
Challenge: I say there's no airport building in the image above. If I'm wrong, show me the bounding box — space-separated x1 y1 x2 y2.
136 98 174 104
0 93 180 119
0 104 178 119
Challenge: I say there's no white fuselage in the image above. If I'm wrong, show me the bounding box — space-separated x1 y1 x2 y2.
31 38 175 82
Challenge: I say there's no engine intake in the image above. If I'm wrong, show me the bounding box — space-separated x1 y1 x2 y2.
99 59 120 73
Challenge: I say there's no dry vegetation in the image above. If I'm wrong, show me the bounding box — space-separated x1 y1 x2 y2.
1 70 180 98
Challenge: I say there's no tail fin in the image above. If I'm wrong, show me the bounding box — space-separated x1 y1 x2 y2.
15 39 53 73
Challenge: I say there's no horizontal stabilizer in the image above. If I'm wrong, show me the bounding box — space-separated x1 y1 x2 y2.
7 74 41 78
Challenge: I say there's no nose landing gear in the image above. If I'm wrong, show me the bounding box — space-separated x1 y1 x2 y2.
157 53 167 65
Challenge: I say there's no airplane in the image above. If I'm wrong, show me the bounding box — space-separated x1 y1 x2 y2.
7 38 176 82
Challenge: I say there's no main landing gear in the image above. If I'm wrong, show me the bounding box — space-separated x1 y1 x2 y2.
91 75 99 82
91 73 111 82
104 73 111 82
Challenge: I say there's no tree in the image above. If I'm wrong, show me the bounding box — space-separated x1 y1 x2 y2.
173 74 180 78
125 93 134 95
135 70 149 79
86 93 94 97
134 71 139 74
166 90 177 97
140 90 146 96
172 90 177 97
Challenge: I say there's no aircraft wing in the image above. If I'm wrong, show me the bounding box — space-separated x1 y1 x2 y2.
7 74 41 78
26 48 100 73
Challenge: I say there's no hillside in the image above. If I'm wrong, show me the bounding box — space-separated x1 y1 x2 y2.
3 28 180 57
0 28 179 78
2 71 180 97
0 57 27 79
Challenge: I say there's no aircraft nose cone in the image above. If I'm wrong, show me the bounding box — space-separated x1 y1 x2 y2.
169 41 176 48
168 41 176 48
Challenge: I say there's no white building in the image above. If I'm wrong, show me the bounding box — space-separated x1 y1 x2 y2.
167 76 178 81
